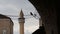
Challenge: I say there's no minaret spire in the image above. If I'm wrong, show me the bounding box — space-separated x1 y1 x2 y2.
18 9 25 34
20 9 24 18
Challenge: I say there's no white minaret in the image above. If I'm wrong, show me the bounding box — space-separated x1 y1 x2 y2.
18 10 25 34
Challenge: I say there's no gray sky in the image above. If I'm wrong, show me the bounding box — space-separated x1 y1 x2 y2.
0 0 40 34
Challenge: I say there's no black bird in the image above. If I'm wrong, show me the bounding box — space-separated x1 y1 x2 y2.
30 12 33 15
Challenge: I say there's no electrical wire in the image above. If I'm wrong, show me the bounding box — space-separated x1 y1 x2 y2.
4 15 39 20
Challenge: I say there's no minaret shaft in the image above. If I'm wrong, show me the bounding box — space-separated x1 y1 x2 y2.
20 23 24 34
19 10 25 34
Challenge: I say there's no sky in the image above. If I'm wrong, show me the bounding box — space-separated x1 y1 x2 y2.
0 0 40 34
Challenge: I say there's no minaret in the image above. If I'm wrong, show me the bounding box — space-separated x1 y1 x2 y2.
18 10 25 34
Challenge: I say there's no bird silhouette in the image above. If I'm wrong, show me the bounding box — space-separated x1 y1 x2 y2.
30 12 33 15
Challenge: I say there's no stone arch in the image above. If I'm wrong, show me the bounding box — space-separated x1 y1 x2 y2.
29 0 58 34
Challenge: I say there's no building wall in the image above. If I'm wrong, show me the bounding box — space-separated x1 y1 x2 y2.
0 19 13 34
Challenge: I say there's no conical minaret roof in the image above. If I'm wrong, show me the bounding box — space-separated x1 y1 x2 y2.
20 9 24 18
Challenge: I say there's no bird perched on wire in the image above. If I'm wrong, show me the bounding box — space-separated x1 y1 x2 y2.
30 12 37 17
30 12 33 15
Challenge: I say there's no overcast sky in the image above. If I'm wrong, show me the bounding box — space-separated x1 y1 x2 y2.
0 0 40 34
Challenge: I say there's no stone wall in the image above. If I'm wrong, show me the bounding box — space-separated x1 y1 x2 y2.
0 19 13 34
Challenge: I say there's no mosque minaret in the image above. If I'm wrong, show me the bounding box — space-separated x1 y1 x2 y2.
18 10 25 34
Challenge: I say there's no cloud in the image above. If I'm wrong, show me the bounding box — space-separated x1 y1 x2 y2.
12 19 20 34
25 30 31 34
0 0 40 18
0 0 40 34
13 31 19 34
0 4 20 15
25 17 39 33
12 17 39 34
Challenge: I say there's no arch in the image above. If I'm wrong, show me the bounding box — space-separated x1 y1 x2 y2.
29 0 58 34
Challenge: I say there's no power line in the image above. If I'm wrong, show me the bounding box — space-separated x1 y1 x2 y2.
5 15 32 17
4 15 39 19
